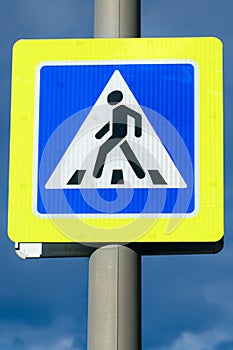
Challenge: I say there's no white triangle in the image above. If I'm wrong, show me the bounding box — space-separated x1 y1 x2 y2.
45 70 187 189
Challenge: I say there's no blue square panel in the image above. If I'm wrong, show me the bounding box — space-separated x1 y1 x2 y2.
36 62 197 217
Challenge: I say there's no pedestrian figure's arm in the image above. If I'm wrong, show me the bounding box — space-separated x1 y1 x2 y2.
95 122 110 139
135 123 142 138
126 107 142 138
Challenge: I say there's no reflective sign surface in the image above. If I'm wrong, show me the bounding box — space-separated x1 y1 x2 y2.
8 38 224 245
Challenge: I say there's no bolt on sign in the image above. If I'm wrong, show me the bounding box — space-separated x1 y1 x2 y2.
8 37 224 253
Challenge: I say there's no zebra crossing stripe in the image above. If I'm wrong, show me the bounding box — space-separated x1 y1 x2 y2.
67 170 86 185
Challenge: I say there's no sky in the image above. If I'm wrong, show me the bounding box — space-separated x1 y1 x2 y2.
0 0 232 349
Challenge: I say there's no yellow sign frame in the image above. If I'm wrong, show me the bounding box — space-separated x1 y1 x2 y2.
8 37 224 244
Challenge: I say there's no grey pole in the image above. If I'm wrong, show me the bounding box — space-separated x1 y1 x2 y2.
88 246 141 350
87 1 141 349
94 0 140 38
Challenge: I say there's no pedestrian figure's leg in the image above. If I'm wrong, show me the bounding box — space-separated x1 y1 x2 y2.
120 141 145 179
93 137 121 178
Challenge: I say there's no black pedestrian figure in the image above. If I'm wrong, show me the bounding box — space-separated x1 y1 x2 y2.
93 90 145 179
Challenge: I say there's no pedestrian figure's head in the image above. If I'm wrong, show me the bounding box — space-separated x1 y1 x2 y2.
107 90 123 105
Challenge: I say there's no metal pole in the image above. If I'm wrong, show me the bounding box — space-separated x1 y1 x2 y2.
94 0 140 38
88 246 141 350
87 1 141 349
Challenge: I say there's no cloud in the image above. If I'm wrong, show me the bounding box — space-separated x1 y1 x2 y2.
151 327 233 350
0 316 86 350
144 275 233 350
142 250 233 349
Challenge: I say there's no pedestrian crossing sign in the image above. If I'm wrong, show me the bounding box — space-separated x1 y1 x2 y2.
8 37 224 251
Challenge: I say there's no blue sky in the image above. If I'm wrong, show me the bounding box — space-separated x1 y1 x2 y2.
0 0 232 349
